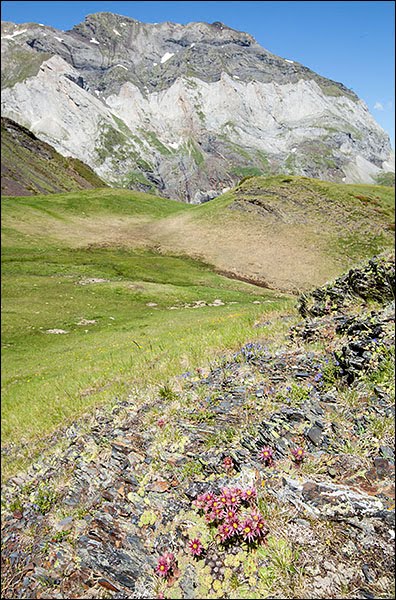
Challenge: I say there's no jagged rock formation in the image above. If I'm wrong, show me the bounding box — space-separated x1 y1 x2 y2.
1 12 394 201
1 117 106 195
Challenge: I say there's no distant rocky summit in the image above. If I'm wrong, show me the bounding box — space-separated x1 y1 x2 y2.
1 12 394 201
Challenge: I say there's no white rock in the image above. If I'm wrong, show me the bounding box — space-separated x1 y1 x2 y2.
2 28 27 39
2 39 392 196
160 52 174 64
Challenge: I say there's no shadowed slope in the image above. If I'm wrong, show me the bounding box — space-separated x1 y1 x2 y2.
1 117 107 196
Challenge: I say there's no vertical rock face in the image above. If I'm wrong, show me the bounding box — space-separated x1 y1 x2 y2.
1 12 394 201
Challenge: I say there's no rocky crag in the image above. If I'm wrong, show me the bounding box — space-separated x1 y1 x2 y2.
1 117 107 195
1 254 394 599
1 13 394 201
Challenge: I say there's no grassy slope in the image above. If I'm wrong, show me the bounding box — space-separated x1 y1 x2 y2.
1 189 292 476
3 177 394 292
1 117 107 196
167 175 395 291
1 177 394 476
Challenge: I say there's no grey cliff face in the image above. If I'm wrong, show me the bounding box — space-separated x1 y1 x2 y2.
1 12 394 201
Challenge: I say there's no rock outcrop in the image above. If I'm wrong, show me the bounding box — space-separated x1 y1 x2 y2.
1 12 394 201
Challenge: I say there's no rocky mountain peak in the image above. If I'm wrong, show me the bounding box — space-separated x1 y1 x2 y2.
1 12 394 201
71 12 257 46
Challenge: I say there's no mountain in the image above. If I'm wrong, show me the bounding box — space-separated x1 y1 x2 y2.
1 12 394 201
1 116 107 195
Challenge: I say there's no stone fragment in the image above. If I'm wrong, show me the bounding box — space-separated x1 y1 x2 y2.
306 426 323 446
148 480 171 493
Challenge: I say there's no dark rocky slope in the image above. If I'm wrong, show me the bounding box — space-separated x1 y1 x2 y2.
1 254 394 599
1 117 107 196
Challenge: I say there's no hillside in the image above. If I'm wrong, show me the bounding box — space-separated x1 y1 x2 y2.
1 253 394 599
2 176 394 292
1 176 393 466
2 184 294 478
1 116 107 196
1 13 394 201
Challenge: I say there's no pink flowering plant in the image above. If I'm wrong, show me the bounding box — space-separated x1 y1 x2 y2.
188 538 204 557
291 447 306 465
258 446 275 466
192 486 268 548
155 552 178 581
222 456 234 472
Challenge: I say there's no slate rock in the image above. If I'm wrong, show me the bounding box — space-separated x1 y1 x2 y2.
306 426 323 446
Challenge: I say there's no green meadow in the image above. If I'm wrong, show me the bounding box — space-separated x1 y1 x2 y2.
3 177 393 478
1 190 292 477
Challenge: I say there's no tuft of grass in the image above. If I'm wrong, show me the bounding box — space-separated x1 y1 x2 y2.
180 460 204 480
276 382 310 407
255 535 303 597
35 484 58 515
158 385 179 402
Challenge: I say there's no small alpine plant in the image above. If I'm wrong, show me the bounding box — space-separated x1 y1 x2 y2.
222 456 234 472
155 552 177 580
291 447 306 464
192 486 268 548
188 538 204 557
258 446 274 466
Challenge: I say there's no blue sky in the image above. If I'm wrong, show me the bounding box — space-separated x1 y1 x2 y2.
2 1 394 146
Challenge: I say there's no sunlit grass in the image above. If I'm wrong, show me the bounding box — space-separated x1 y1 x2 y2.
1 241 293 478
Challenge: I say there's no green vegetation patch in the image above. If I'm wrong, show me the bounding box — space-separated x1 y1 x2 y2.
140 129 172 156
1 48 52 88
2 189 291 476
231 166 264 179
121 171 157 193
97 122 131 161
183 138 205 166
1 188 189 228
375 172 395 187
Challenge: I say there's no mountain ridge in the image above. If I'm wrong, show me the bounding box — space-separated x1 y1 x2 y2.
1 12 394 201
